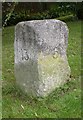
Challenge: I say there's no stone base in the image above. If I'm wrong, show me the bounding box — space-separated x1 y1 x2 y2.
15 52 70 97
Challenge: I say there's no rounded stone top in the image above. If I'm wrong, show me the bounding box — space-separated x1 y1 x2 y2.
16 19 68 29
15 19 69 58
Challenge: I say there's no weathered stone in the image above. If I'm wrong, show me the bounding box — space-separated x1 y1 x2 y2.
14 19 71 97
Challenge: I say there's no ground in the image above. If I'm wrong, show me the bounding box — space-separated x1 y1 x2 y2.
2 20 81 118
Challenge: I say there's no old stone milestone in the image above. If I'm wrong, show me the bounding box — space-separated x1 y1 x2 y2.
14 19 71 97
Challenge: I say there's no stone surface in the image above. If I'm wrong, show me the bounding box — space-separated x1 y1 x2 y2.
14 19 71 97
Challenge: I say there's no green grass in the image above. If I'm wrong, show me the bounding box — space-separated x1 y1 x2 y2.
0 29 2 119
56 14 77 22
2 20 81 118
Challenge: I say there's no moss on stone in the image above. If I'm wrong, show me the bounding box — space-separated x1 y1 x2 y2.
38 52 70 79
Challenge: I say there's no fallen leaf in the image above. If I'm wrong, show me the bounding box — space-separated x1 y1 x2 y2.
21 104 24 109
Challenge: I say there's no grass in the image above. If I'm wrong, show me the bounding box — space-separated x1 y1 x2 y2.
56 14 77 22
0 29 2 119
2 20 81 118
